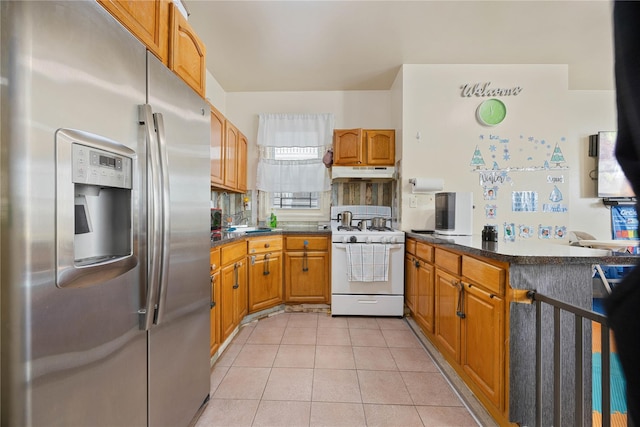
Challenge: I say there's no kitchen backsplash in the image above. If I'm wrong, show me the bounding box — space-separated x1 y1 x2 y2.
212 181 393 227
331 181 393 207
211 190 249 224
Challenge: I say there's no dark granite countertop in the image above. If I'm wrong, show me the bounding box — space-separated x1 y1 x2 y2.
211 227 331 248
405 232 640 265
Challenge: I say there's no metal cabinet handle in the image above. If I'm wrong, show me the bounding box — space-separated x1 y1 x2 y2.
456 281 466 319
302 245 309 272
263 253 271 276
210 274 216 309
233 262 240 289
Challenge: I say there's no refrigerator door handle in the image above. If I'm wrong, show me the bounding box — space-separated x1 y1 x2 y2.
152 112 171 325
139 104 162 331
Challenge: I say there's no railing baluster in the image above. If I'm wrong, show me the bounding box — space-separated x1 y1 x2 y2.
575 315 584 427
554 306 562 427
602 323 611 427
536 297 543 427
526 291 613 427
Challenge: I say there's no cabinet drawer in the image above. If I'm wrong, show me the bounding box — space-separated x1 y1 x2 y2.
434 248 461 275
221 240 246 265
248 236 283 254
210 248 220 271
416 242 433 263
406 239 417 256
285 236 329 251
462 256 505 295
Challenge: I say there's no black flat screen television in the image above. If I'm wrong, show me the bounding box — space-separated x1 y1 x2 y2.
597 131 636 199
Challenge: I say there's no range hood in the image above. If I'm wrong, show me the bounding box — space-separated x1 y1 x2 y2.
331 165 396 180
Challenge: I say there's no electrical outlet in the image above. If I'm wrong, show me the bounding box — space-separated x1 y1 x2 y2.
409 195 418 208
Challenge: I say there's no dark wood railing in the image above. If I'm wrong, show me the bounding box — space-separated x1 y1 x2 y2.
526 290 616 427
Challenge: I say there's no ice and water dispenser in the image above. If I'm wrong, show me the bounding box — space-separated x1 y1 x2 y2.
56 129 137 288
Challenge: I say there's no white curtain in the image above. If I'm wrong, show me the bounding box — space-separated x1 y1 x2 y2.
256 113 334 193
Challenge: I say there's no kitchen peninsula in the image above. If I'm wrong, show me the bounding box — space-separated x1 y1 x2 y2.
404 232 638 427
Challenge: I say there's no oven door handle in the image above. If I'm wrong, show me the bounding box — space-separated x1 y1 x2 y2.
333 243 404 250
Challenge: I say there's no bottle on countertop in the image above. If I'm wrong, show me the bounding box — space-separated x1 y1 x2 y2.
269 211 277 228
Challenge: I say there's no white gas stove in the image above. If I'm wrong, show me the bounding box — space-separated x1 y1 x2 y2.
330 206 405 317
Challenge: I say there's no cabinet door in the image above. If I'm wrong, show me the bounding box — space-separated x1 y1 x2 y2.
220 263 237 342
234 261 248 323
210 270 220 357
415 261 435 334
284 251 329 303
210 104 225 187
333 129 363 165
461 283 505 410
168 3 206 97
435 268 461 363
404 255 417 313
237 132 248 192
365 130 395 166
224 121 239 189
98 0 170 64
248 252 283 313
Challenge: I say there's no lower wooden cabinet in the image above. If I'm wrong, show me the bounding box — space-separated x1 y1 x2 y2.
214 234 330 345
284 236 330 304
404 254 417 313
248 252 283 313
220 241 247 342
209 248 221 357
410 243 508 421
284 252 330 303
434 268 462 363
414 260 435 334
461 282 505 410
220 260 247 342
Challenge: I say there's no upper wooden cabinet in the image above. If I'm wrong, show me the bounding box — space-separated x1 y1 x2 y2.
333 129 395 166
98 0 206 98
209 104 248 194
168 2 206 97
210 104 225 187
237 133 248 193
224 121 239 190
98 0 170 64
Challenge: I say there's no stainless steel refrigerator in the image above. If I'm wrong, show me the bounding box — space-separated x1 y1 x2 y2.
1 1 211 426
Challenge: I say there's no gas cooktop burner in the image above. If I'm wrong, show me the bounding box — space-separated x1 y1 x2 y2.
368 226 394 232
337 225 361 232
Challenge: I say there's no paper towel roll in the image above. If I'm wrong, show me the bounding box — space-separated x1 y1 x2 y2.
410 178 444 193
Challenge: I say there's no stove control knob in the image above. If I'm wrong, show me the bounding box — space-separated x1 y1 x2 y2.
389 236 397 244
349 235 358 243
342 236 349 244
381 236 389 244
365 237 372 244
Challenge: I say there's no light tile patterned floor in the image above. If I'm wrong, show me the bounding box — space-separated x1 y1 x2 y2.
195 312 480 427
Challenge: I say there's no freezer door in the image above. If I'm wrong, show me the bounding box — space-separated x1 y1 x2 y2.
1 2 148 426
146 53 211 427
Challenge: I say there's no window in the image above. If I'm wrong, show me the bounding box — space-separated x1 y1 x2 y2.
272 192 319 209
256 113 333 221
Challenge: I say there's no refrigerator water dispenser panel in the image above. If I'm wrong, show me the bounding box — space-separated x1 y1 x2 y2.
56 129 138 288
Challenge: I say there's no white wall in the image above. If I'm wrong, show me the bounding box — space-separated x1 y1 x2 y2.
205 70 226 113
398 64 618 243
207 65 618 238
567 90 617 239
225 91 392 189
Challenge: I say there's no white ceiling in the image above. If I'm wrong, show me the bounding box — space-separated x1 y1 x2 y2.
187 1 615 93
